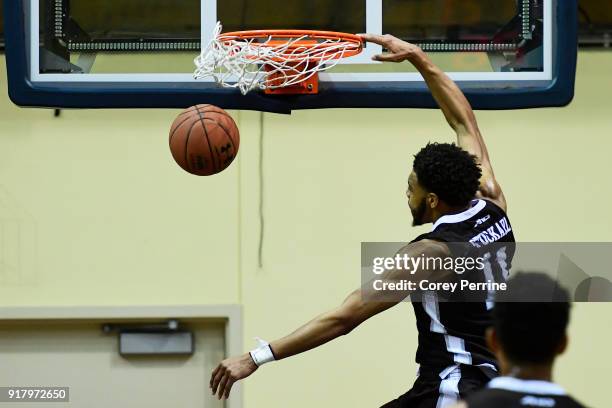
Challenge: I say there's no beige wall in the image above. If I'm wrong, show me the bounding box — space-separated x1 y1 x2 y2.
1 51 611 407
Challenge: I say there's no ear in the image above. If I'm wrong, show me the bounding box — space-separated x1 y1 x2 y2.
485 327 499 354
427 193 439 209
556 332 568 356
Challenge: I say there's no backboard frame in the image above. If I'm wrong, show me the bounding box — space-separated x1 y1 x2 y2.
4 0 577 113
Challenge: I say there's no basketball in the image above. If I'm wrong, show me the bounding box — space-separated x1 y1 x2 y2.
169 104 240 176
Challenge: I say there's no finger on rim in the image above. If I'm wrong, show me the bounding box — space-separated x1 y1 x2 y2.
357 33 386 45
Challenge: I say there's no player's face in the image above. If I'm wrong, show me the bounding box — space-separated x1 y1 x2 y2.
407 171 428 226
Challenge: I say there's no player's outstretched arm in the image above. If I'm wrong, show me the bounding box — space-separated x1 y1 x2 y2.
208 290 397 400
359 34 507 212
209 240 448 400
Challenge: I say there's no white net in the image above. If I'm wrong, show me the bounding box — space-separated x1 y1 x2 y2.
194 22 362 95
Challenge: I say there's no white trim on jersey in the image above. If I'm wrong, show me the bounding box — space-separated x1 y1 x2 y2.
432 199 487 231
445 335 472 365
423 292 474 367
436 366 462 408
488 377 567 396
424 292 446 333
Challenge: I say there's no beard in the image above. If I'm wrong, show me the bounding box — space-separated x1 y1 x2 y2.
411 199 427 226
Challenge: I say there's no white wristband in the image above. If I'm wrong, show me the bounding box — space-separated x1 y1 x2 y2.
249 337 276 366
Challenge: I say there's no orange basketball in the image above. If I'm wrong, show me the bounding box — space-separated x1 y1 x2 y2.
169 105 240 176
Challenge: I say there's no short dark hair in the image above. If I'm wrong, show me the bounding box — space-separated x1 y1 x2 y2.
493 272 571 364
413 143 481 207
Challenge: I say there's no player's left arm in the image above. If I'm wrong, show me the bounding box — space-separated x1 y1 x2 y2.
209 239 449 400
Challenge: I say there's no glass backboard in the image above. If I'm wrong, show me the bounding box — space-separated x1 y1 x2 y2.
4 0 577 112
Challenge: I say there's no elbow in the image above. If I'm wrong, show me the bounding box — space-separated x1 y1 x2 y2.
479 178 503 200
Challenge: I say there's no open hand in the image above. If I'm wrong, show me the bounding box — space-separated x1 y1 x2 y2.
210 353 258 400
358 33 422 63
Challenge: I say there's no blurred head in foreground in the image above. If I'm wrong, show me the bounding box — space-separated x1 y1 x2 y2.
488 272 571 375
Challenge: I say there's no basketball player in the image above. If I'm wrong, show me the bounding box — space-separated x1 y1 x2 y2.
209 34 515 407
450 272 587 408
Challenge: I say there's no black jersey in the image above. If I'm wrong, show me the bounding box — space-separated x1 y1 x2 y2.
465 377 587 408
410 199 516 369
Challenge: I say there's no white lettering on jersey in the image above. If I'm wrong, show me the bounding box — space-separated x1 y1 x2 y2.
469 217 512 248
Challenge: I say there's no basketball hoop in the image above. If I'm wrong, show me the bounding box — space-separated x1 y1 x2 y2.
194 22 363 95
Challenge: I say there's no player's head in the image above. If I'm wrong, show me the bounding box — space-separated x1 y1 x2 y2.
487 272 571 371
408 143 481 226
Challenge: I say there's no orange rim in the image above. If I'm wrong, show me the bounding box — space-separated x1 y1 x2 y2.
218 29 364 59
